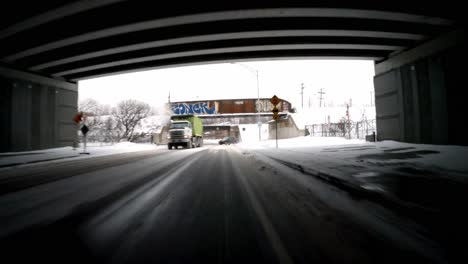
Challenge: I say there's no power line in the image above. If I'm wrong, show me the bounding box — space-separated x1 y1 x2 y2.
300 83 304 109
318 88 325 107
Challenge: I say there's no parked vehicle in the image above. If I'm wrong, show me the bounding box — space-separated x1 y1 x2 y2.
167 115 204 149
219 136 237 145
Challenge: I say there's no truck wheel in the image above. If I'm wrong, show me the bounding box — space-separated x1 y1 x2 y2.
168 144 172 150
187 141 192 149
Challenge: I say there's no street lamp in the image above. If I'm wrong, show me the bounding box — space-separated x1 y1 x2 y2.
230 62 261 141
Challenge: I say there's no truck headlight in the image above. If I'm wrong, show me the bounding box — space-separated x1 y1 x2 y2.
167 135 171 139
184 135 189 138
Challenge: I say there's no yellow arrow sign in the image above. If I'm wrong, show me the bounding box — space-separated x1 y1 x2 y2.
273 112 279 120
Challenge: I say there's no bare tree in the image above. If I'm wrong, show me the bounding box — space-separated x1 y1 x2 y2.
99 104 113 115
78 98 101 115
100 116 120 142
113 100 151 142
78 98 105 140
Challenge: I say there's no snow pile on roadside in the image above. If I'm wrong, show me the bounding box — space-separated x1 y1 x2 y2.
238 136 468 175
238 124 269 142
0 142 160 169
0 147 75 156
374 141 468 173
204 139 221 145
0 147 79 168
78 141 158 156
239 136 365 149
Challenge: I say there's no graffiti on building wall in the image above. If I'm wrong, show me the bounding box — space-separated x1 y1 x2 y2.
171 102 218 115
282 101 289 111
256 100 275 112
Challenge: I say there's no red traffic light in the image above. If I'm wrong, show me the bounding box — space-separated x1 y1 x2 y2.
73 112 83 123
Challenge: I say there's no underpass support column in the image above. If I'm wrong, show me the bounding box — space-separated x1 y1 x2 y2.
374 29 465 145
0 66 78 152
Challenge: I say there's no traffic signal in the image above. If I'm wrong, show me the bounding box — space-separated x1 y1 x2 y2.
73 112 83 123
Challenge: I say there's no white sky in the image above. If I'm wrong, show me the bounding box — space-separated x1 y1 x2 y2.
78 59 375 110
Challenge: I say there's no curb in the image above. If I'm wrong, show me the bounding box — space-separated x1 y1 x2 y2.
0 155 81 169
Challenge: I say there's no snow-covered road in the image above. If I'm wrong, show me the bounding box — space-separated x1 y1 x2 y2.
0 143 463 263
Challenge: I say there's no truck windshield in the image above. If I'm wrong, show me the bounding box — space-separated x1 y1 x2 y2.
170 122 190 129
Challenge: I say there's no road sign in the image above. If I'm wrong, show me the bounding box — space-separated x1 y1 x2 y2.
273 112 279 120
272 106 279 120
81 125 89 135
80 125 90 155
270 95 280 106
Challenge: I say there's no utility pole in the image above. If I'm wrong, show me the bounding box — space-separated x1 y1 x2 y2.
231 62 261 141
300 83 304 109
256 69 260 141
346 104 351 139
318 88 325 107
168 91 171 103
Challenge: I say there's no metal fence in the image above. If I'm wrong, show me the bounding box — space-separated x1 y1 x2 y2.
306 119 376 139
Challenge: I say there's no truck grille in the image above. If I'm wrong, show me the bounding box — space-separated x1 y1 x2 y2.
170 130 185 139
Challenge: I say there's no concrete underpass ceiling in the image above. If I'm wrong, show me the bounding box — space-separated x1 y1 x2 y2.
0 1 462 82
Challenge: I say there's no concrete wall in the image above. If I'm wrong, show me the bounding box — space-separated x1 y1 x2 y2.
268 116 305 140
374 70 403 141
374 29 465 145
152 126 169 145
200 114 280 125
204 125 232 140
0 67 78 152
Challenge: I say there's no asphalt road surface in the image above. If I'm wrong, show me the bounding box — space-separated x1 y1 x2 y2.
0 145 456 263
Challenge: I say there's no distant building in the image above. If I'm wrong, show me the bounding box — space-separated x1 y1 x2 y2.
169 98 292 115
157 98 299 142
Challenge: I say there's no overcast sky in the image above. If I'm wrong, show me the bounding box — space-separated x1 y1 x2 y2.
78 59 375 110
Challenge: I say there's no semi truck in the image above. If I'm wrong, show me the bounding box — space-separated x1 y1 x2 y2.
167 115 204 149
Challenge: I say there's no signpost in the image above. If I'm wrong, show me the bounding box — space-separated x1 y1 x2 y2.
270 95 281 148
80 124 90 154
272 107 279 120
73 112 90 154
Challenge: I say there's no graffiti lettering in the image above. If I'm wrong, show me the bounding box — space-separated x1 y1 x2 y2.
256 100 275 112
171 102 218 115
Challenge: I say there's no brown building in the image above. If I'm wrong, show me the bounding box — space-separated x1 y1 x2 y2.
170 98 292 115
160 98 295 143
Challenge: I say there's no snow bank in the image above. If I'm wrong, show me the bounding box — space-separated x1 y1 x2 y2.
375 140 468 173
239 136 365 149
0 143 160 169
238 124 269 142
238 136 468 175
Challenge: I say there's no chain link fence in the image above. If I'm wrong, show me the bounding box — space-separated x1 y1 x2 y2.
306 119 376 139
